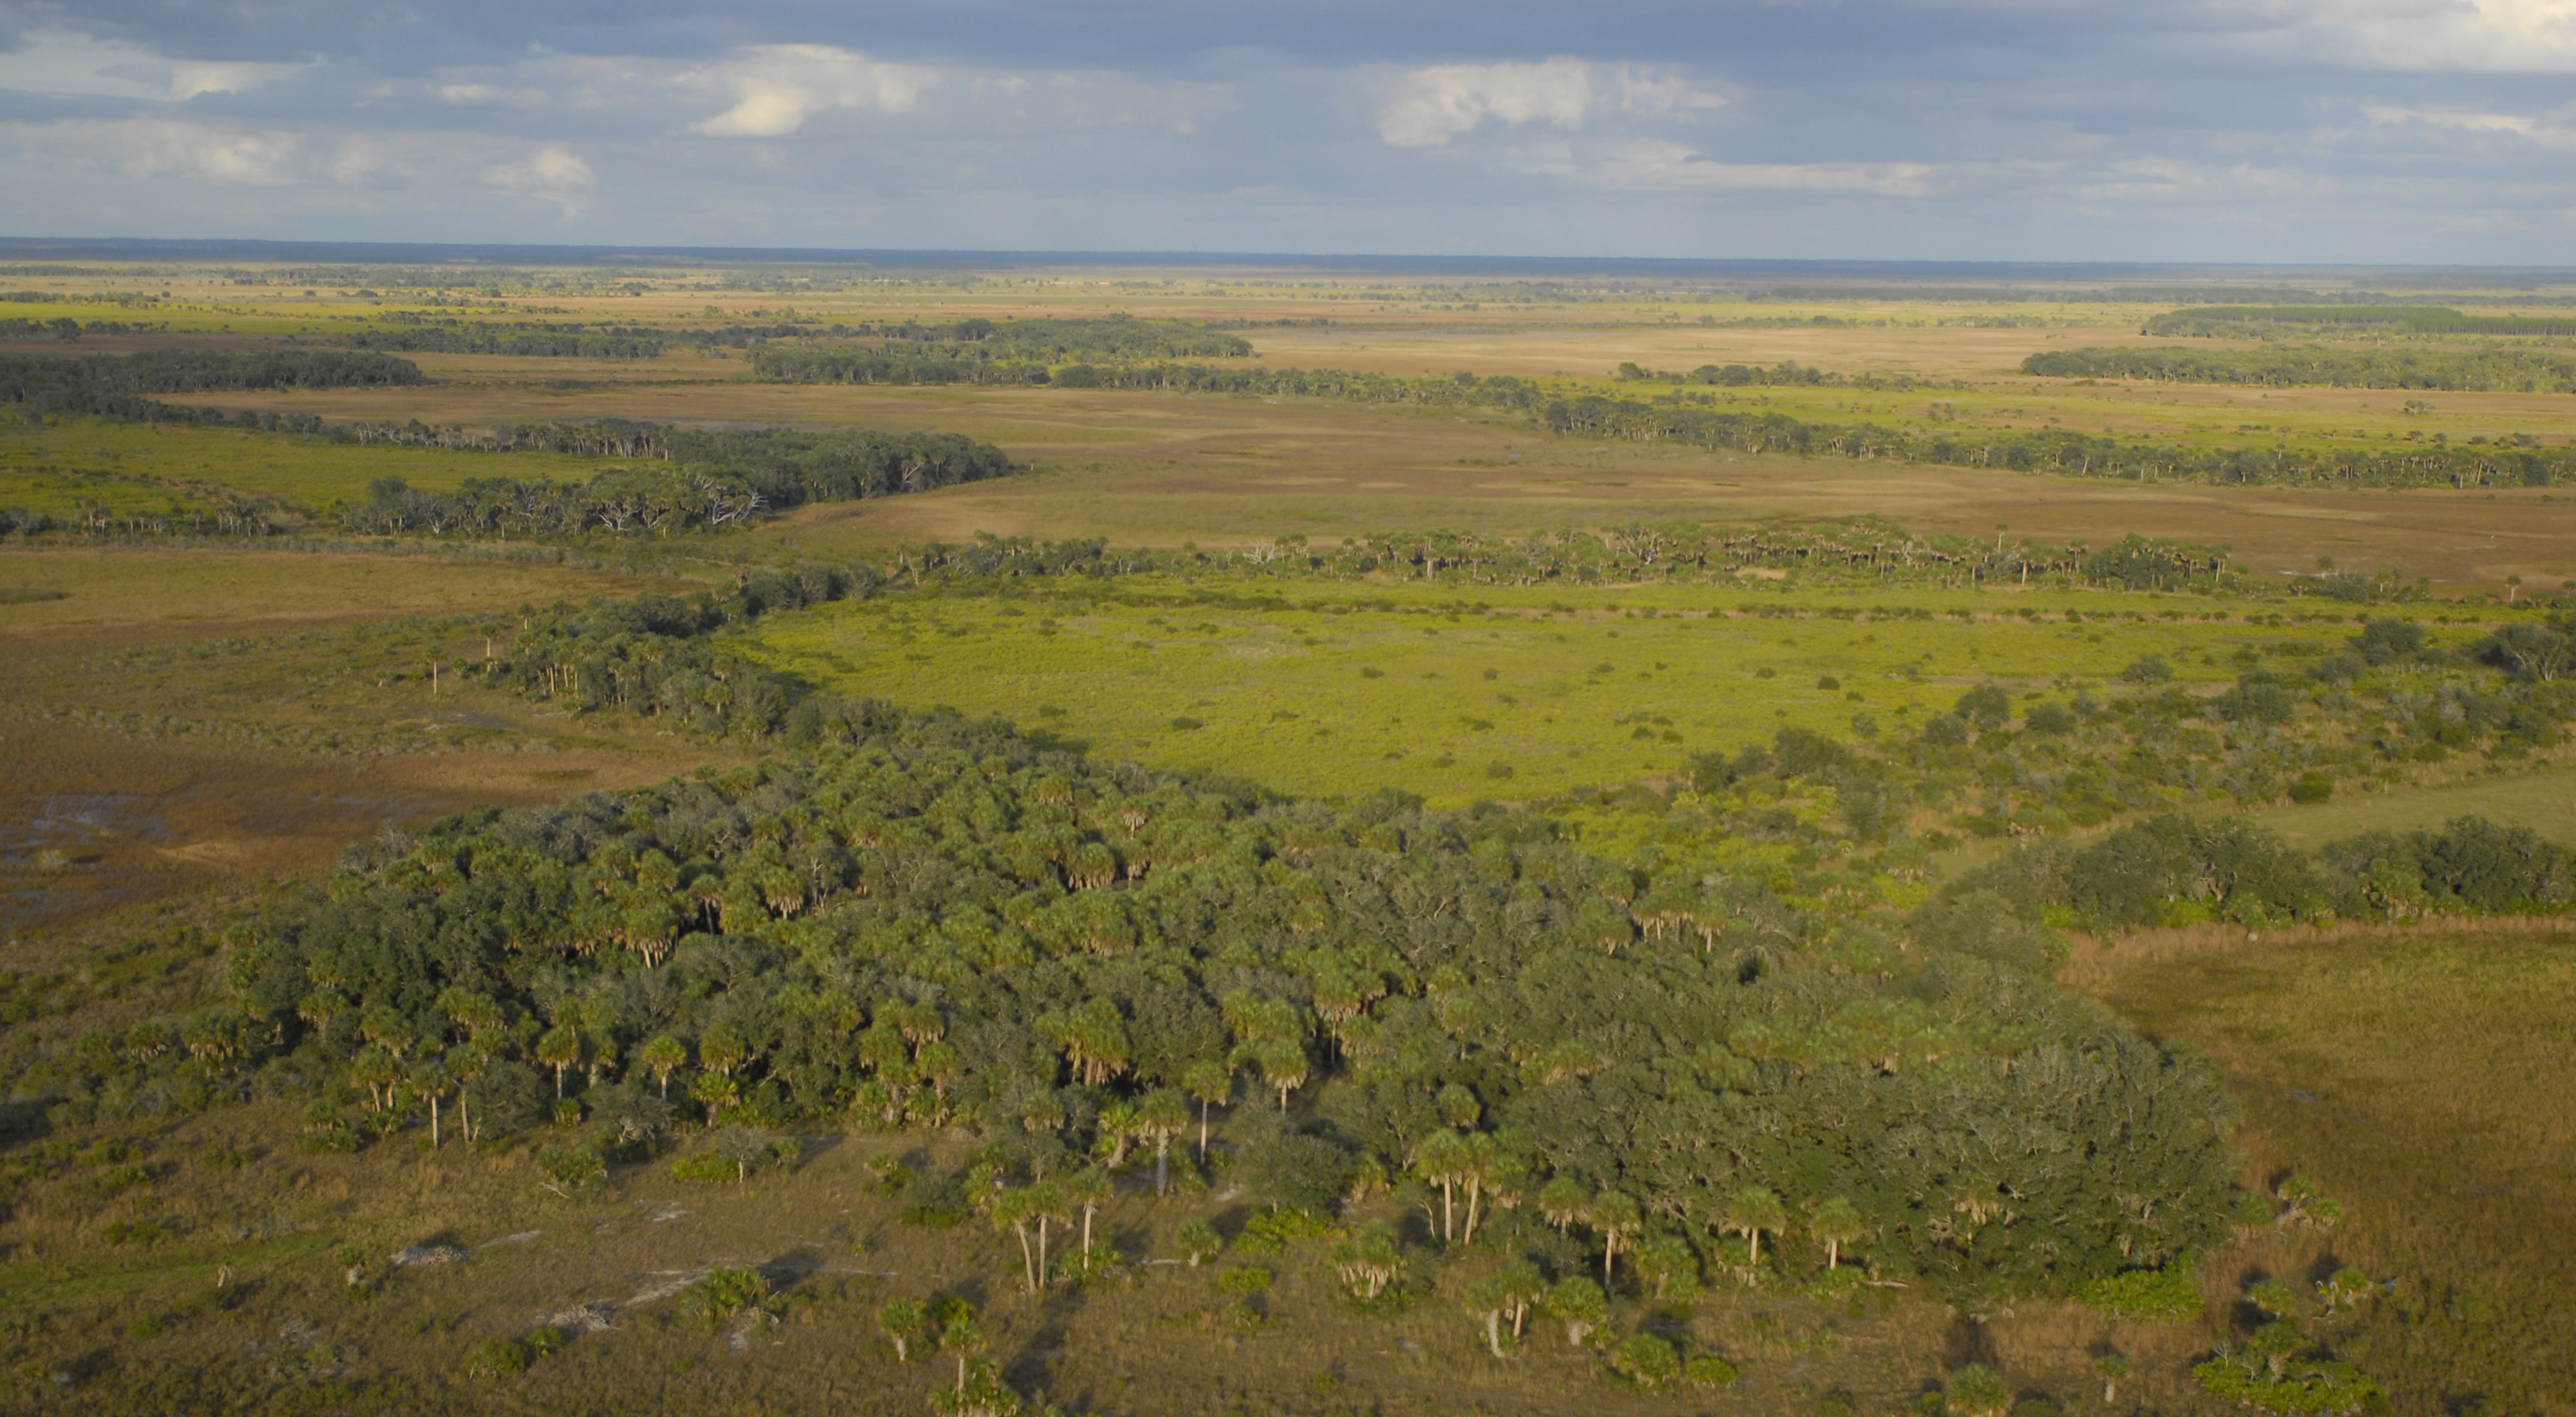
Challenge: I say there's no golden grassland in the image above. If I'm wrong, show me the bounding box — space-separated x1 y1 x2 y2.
2071 922 2576 1416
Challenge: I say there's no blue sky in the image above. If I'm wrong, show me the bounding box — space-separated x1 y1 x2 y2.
3 2 2574 262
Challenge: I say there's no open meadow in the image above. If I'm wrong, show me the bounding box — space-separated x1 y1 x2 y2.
3 254 2575 1416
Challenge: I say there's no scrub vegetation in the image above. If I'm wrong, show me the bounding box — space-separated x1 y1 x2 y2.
3 256 2574 1416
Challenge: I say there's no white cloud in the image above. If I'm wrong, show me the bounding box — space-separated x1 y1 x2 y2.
1374 59 1725 149
102 118 303 184
2295 0 2576 70
2364 102 2576 144
1376 58 1596 147
0 29 300 100
1587 140 1937 195
483 144 597 214
688 44 938 137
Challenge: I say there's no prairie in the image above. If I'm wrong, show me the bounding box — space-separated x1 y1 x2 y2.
2072 923 2576 1416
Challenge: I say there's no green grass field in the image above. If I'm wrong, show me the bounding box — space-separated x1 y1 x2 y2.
748 576 2483 806
1 417 619 512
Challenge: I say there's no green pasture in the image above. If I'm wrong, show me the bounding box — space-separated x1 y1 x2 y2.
2251 763 2576 848
750 577 2437 806
0 417 616 511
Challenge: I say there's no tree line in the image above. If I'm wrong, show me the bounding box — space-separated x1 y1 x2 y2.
1542 394 2570 491
2143 306 2576 339
2023 345 2576 394
0 350 422 421
341 425 1018 538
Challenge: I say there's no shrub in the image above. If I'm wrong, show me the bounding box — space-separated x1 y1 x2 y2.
2024 702 2076 735
1217 1265 1274 1295
2287 772 2334 804
2072 1257 2202 1321
1233 1208 1331 1256
2119 654 2174 683
678 1266 772 1331
462 1327 562 1378
1684 1353 1739 1388
1173 1219 1222 1266
1607 1331 1681 1386
1956 684 2012 728
1944 1363 2012 1417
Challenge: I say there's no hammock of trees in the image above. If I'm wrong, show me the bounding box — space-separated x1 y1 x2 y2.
0 350 423 421
746 316 1253 386
2022 345 2576 393
334 323 668 359
2143 306 2576 339
31 703 2239 1297
339 424 1018 537
1540 394 2572 491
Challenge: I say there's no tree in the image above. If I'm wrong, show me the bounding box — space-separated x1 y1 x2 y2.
1723 1186 1788 1270
878 1298 928 1362
639 1034 687 1099
1173 1219 1222 1266
535 1027 582 1100
698 1021 748 1078
1495 1259 1547 1340
1251 1038 1309 1110
991 1188 1039 1293
1330 1223 1405 1300
1810 1195 1864 1270
1945 1363 2012 1417
1589 1191 1642 1284
2094 1353 2129 1405
1544 1277 1608 1347
446 1043 489 1143
1135 1089 1191 1195
1028 1179 1070 1286
1069 1168 1113 1266
1182 1058 1232 1158
940 1302 987 1398
410 1058 455 1149
1412 1130 1472 1244
1465 1274 1513 1357
1537 1176 1588 1233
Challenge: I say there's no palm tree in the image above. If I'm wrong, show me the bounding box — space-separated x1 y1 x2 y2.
1723 1186 1788 1270
1182 1058 1231 1158
1135 1089 1191 1195
1588 1191 1642 1284
1069 1168 1113 1266
1810 1195 1864 1270
1412 1130 1471 1243
535 1027 582 1099
878 1298 927 1362
990 1188 1038 1293
1537 1176 1588 1233
410 1058 454 1148
1465 1273 1511 1357
639 1034 688 1099
1496 1259 1548 1340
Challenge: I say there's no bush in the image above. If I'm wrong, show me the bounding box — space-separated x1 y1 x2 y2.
1956 684 2012 728
1684 1353 1739 1388
2072 1258 2202 1321
462 1327 562 1378
1216 1264 1274 1295
678 1266 772 1331
2287 772 2334 804
1233 1208 1331 1256
2119 654 2174 683
1607 1331 1681 1386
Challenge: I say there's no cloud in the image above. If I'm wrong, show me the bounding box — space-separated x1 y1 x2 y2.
1587 140 1937 195
482 144 598 214
96 118 304 184
0 29 300 101
2363 102 2576 144
1376 58 1596 147
2295 0 2576 71
688 44 939 137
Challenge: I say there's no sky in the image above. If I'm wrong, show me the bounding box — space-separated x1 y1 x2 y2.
3 2 2575 263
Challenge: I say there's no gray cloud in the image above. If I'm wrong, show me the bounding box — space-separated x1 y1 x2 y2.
1 3 2572 259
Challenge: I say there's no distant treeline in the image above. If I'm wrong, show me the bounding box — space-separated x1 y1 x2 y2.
1540 393 2571 492
1 318 171 341
0 350 422 423
342 423 1018 538
2145 306 2576 339
2023 345 2576 393
334 323 668 359
748 316 1253 385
